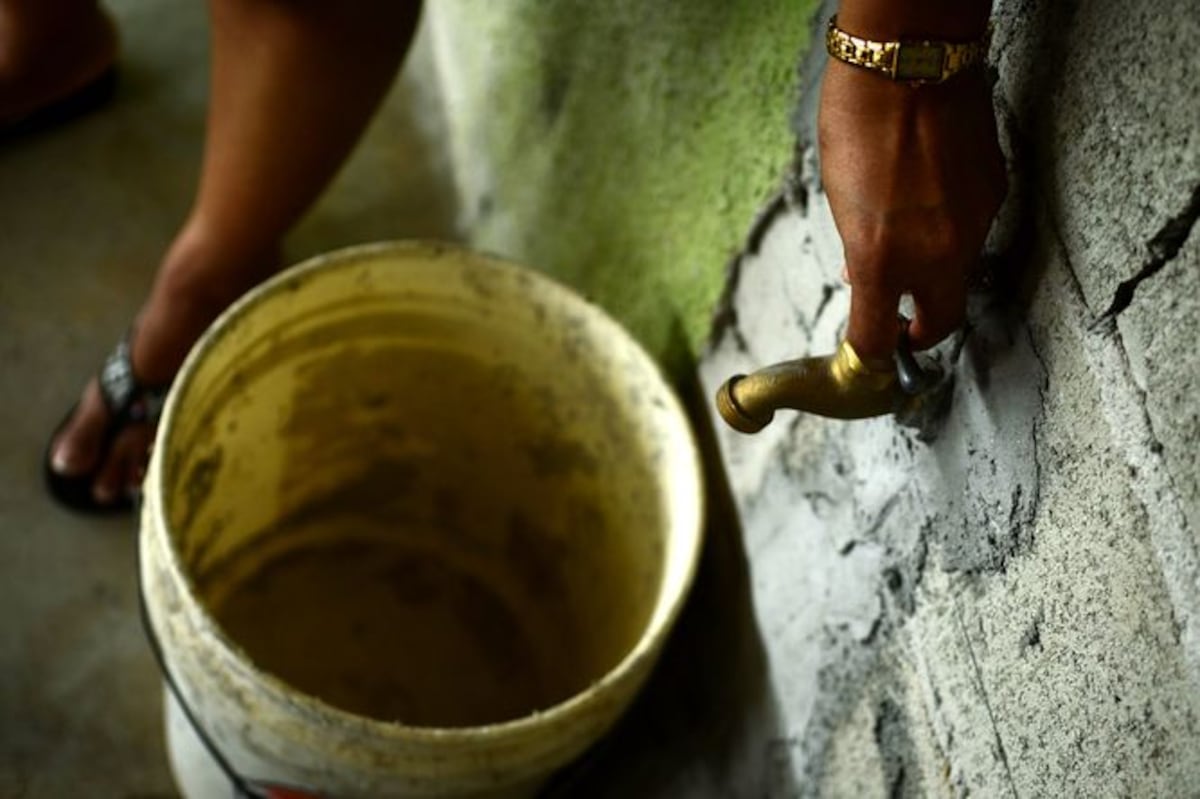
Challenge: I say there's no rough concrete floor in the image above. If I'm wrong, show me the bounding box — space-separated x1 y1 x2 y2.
0 2 456 795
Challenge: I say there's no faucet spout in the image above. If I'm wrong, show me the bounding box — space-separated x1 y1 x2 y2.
715 340 917 433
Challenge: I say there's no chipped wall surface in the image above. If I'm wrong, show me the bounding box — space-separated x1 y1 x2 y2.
425 0 1199 795
699 0 1200 794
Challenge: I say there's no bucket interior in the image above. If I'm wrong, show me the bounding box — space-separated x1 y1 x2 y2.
157 244 695 728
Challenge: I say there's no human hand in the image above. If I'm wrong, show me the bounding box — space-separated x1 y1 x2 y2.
818 57 1006 359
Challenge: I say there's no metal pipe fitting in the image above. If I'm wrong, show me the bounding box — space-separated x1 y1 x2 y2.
715 337 945 433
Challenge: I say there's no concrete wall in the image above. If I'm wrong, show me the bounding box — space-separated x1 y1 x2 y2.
429 0 1200 794
700 0 1200 794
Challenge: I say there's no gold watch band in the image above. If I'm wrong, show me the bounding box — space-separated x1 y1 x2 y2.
825 15 990 85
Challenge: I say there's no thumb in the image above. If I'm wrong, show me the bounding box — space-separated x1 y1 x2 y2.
845 278 902 362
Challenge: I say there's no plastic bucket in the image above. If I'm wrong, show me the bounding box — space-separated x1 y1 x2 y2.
139 242 703 798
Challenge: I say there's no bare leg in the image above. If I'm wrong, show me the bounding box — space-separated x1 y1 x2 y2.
0 0 117 124
50 0 421 506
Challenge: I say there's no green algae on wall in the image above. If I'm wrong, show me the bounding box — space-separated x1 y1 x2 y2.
429 1 818 379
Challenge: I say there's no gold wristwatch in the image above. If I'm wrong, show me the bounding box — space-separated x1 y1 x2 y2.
825 15 990 84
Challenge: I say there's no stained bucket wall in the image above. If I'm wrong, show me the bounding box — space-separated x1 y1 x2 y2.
140 242 702 798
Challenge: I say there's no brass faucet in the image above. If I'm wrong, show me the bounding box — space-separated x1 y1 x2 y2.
715 335 946 433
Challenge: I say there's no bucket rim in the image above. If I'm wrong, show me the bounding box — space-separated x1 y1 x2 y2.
145 239 706 743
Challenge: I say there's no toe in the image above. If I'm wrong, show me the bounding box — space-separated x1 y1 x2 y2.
123 426 154 498
50 381 109 477
92 423 153 506
91 448 123 507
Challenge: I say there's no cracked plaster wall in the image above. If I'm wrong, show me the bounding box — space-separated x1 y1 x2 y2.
423 0 1199 794
699 0 1200 794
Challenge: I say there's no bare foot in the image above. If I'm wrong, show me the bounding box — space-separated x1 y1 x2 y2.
48 229 280 508
0 2 118 125
50 379 154 505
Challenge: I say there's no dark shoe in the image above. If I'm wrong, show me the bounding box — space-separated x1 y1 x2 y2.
44 332 168 514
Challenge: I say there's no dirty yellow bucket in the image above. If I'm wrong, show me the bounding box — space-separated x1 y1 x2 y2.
139 242 703 798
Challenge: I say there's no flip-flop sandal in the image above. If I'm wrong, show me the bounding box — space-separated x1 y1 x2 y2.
1 67 118 141
44 331 169 514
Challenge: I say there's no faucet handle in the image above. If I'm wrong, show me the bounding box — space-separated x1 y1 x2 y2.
894 328 941 395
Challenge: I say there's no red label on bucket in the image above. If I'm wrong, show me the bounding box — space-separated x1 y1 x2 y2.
264 788 321 799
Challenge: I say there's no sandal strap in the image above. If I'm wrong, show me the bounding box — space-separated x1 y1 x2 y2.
98 332 169 425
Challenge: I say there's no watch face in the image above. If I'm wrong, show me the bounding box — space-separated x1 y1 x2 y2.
895 42 946 82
